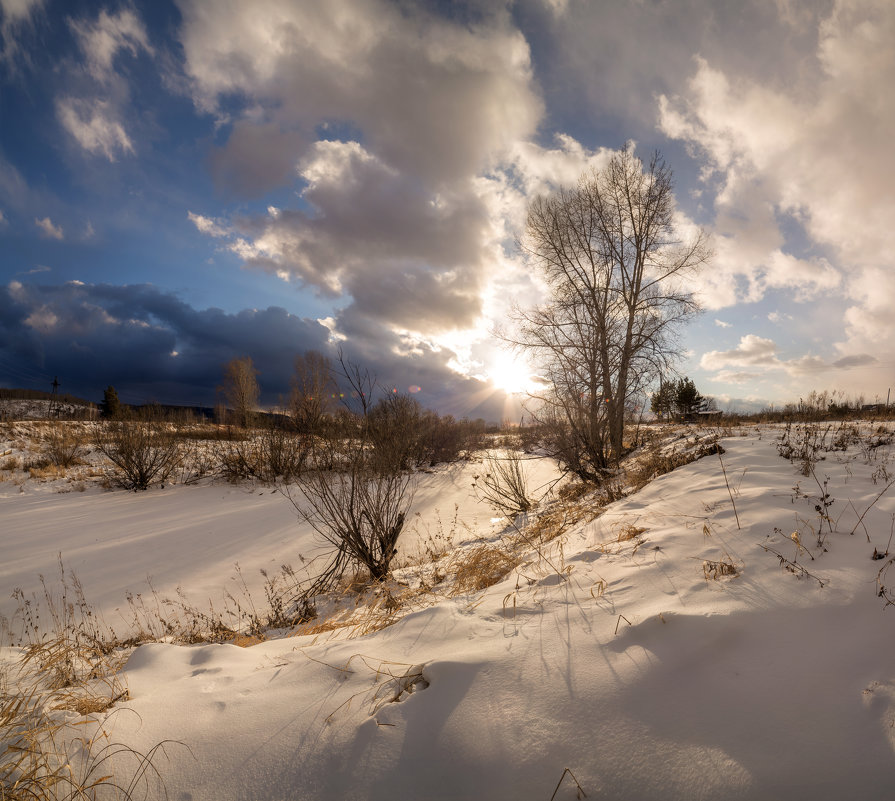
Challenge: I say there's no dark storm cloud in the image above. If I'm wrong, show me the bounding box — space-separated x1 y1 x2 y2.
1 280 510 418
1 281 331 405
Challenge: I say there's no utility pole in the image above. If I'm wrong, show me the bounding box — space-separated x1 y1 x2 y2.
48 376 60 419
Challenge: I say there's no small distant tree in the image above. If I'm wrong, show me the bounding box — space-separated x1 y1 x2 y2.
222 357 260 428
100 386 121 419
651 377 708 421
290 351 335 434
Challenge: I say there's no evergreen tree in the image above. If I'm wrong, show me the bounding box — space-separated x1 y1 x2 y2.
100 385 121 419
650 381 676 420
673 377 703 419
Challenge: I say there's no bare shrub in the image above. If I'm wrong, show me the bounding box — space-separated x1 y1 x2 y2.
95 415 183 491
219 424 309 484
289 435 416 593
366 393 427 471
473 450 533 519
776 423 831 475
44 423 85 469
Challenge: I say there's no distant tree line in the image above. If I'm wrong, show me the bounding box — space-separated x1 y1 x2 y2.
0 387 92 405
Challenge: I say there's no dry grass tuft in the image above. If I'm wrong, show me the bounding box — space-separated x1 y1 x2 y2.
703 557 739 580
1 612 174 800
615 522 648 542
450 545 519 596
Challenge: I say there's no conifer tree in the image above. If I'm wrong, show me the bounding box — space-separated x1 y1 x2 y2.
100 385 121 419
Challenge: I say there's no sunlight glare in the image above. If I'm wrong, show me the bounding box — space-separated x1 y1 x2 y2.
488 353 536 395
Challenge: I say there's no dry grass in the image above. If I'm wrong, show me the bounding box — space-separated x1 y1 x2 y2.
1 455 21 473
1 566 177 800
1 674 175 801
702 557 739 580
626 436 724 491
615 522 648 542
450 545 519 596
27 464 67 482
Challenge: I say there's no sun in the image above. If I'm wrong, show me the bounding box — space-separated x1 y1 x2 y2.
487 353 537 395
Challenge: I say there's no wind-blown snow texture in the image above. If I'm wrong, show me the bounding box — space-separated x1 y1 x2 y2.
4 428 895 799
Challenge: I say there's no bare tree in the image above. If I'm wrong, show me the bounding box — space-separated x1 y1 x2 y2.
513 146 710 480
221 356 260 428
290 351 335 434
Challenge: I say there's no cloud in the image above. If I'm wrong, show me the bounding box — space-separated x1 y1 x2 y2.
0 0 43 64
54 7 152 160
207 120 306 197
187 211 228 238
701 334 779 370
1 0 42 21
19 264 50 275
69 7 152 82
658 0 895 355
714 319 732 328
0 281 509 417
177 0 545 341
832 354 878 369
34 216 63 239
712 370 762 385
57 98 134 161
179 0 541 183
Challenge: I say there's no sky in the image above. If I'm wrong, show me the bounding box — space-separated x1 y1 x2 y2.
1 0 893 418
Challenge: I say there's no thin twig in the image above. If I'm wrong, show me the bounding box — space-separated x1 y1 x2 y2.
550 767 587 800
718 449 741 530
849 476 895 539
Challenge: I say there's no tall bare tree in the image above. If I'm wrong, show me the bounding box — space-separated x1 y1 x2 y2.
514 146 710 480
222 356 260 428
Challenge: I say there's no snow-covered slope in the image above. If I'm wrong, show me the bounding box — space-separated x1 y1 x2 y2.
4 427 895 799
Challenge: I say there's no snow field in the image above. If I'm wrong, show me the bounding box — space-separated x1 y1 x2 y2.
2 425 895 799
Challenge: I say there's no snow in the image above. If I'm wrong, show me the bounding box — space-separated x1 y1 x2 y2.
3 425 895 799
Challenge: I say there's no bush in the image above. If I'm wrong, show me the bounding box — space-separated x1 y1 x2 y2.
44 423 85 468
473 450 534 519
95 416 183 490
219 424 309 484
289 431 416 595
